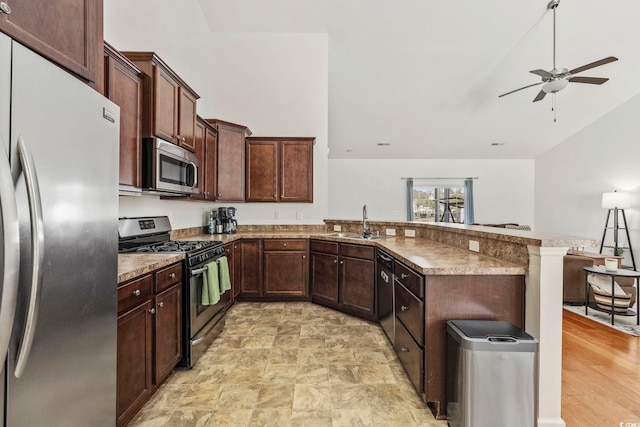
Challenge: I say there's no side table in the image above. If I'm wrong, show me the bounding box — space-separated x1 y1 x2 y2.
583 266 640 325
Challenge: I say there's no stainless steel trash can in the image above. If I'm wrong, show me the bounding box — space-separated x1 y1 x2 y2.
446 320 538 427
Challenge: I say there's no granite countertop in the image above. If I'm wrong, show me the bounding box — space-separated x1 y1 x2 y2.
118 253 185 284
179 232 526 276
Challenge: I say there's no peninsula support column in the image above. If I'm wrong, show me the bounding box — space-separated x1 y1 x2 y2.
526 245 568 427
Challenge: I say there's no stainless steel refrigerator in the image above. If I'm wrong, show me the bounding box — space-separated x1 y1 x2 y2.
0 32 119 426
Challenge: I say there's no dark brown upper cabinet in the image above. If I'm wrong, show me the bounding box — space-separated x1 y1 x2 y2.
193 117 218 201
0 0 103 89
205 119 252 202
122 52 199 151
104 43 143 196
245 137 314 203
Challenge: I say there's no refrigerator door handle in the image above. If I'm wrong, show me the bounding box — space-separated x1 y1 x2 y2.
0 138 20 365
14 136 45 378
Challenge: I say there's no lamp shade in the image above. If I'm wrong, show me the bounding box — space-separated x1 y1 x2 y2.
602 191 631 209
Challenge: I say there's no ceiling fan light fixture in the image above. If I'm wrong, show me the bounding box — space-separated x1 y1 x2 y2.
542 78 569 94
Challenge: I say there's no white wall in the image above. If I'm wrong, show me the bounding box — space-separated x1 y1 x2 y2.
328 159 535 226
105 2 329 227
535 94 640 262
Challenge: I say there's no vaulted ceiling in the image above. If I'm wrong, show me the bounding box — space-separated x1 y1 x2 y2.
198 0 640 159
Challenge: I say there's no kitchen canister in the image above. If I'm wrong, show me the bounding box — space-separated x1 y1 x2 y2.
604 258 618 271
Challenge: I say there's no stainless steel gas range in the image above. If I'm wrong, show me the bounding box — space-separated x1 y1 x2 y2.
118 216 229 368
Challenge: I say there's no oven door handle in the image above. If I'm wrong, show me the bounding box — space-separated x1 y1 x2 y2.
191 266 208 277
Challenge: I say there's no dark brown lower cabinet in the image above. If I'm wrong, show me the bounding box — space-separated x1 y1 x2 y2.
154 284 182 383
310 240 375 320
117 299 153 427
239 239 263 298
117 262 184 427
263 239 308 298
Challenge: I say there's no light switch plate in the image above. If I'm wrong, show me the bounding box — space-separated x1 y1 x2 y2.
333 225 342 231
296 212 303 220
469 240 480 252
405 229 416 237
386 229 396 236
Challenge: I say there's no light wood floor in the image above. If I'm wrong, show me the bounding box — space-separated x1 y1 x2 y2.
562 309 640 426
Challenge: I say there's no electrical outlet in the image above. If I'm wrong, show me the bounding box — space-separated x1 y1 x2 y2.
296 212 303 220
405 229 416 237
386 229 396 236
469 240 480 252
333 225 342 231
275 211 280 220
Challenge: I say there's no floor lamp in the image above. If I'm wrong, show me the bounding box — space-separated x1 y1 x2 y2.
600 191 636 270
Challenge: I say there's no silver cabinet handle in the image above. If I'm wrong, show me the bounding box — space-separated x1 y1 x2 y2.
0 138 20 367
132 289 141 296
158 302 164 308
340 260 344 265
0 2 11 15
401 305 409 311
401 274 409 279
401 347 410 352
283 243 287 247
302 255 306 259
15 136 45 378
169 273 176 279
273 194 277 198
333 259 338 264
149 308 156 314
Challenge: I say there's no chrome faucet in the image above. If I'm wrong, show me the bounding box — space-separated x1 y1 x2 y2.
362 204 371 238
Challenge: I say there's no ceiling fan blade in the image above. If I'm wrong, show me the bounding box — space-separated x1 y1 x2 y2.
568 76 609 85
498 81 544 98
569 56 618 75
529 69 553 78
533 90 547 102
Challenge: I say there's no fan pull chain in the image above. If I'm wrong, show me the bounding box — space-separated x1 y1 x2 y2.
552 93 557 122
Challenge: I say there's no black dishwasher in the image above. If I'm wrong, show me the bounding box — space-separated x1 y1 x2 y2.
376 249 395 342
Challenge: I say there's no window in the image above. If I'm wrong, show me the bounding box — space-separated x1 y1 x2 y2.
406 179 474 224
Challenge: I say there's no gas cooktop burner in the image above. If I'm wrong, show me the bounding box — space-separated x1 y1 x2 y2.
132 240 220 254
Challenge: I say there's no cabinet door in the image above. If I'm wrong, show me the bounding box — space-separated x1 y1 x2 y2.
0 0 101 84
340 256 375 319
105 52 143 193
154 284 182 384
216 123 245 201
264 251 308 297
191 119 206 199
153 65 179 143
233 242 242 301
204 126 218 200
117 300 153 426
178 88 197 151
311 252 339 304
246 140 278 202
239 240 263 297
280 140 313 202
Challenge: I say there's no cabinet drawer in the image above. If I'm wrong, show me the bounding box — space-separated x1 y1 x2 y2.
340 243 374 260
263 239 307 251
395 282 424 346
118 274 153 315
155 263 183 293
395 261 424 298
394 320 424 392
310 240 338 255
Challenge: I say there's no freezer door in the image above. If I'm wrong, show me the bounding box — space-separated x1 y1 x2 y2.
7 41 119 427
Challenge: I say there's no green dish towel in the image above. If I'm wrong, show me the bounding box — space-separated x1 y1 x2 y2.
218 256 231 292
201 261 220 305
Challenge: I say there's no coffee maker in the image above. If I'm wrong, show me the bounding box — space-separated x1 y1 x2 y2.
218 207 237 234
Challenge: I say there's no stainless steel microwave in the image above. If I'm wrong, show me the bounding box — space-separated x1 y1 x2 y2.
142 137 199 195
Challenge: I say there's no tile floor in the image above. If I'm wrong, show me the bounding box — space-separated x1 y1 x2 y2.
129 301 447 427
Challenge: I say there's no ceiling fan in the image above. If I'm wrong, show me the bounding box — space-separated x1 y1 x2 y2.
498 0 618 103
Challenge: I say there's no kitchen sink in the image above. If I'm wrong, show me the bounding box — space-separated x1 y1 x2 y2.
323 233 390 240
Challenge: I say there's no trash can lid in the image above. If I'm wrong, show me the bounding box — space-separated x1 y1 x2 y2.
448 320 535 341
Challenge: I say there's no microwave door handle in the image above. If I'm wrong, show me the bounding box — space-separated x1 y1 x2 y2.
14 136 45 378
0 138 20 366
188 161 198 189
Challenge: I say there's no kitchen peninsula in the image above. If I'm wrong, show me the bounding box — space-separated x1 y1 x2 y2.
121 219 593 423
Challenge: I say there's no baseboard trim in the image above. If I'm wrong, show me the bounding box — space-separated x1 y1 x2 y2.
538 417 566 427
